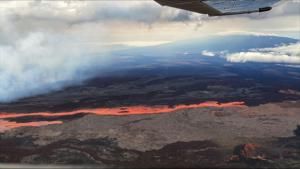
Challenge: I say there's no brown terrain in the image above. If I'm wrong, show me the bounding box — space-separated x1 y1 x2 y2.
0 60 300 168
0 100 300 168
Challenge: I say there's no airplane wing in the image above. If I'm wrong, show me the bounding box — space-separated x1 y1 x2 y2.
154 0 280 16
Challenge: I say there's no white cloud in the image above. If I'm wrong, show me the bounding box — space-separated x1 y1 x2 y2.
256 43 300 56
278 64 300 68
217 31 277 37
226 43 300 64
201 50 215 57
1 1 206 25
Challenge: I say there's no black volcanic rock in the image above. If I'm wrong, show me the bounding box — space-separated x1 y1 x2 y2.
0 136 225 168
5 113 88 123
294 125 300 137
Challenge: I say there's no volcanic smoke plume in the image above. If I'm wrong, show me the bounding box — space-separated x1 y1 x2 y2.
0 32 109 103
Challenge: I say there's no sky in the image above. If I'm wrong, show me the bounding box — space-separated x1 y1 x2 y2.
0 0 299 102
0 0 299 47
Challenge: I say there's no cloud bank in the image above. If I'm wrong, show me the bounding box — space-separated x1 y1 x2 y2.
226 43 300 64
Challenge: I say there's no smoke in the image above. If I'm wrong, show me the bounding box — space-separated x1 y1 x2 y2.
0 1 210 103
0 32 108 103
0 1 205 103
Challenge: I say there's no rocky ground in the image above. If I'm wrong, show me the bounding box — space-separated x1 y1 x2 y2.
1 100 300 168
0 63 300 168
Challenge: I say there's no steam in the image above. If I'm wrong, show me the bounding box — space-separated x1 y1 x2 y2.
0 32 108 103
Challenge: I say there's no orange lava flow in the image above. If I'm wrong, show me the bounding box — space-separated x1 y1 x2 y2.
0 120 63 132
0 101 245 131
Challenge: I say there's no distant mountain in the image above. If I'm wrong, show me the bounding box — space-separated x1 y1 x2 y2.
114 35 298 57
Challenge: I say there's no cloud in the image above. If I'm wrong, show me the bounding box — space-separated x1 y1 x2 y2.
226 43 300 64
201 50 215 57
1 0 299 45
0 1 209 46
264 0 300 17
3 1 206 25
256 43 300 56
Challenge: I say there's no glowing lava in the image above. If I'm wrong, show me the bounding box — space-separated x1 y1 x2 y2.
0 101 245 132
0 120 62 132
